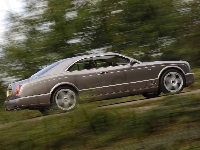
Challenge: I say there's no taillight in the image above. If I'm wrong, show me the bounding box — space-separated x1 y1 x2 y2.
15 85 22 96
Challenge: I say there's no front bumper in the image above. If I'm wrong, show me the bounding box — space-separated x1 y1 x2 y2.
185 73 195 87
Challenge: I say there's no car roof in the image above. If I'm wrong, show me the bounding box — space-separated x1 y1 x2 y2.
58 52 121 64
68 52 119 61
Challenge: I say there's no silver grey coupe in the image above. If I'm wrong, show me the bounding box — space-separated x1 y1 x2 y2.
4 52 194 114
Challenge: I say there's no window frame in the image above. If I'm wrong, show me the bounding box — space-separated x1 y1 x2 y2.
67 57 96 72
66 54 139 72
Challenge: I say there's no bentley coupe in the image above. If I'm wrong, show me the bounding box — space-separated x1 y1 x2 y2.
4 52 194 114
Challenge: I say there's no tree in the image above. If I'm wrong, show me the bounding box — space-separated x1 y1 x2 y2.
1 0 90 79
1 0 199 82
0 81 6 105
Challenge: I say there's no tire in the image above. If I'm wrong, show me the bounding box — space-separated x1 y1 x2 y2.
160 69 185 94
39 86 78 115
142 91 160 99
51 86 77 111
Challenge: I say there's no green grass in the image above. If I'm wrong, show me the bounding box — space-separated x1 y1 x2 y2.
0 107 42 124
0 93 200 150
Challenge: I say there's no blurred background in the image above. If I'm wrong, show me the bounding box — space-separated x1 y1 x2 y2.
0 0 200 149
0 0 199 81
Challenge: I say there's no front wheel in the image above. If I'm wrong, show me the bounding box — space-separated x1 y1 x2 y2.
160 69 185 94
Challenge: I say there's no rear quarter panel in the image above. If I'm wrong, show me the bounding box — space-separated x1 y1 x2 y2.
20 73 68 97
20 70 99 97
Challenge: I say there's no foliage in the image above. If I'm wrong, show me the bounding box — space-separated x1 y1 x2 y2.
0 81 6 106
0 1 200 148
0 93 200 149
160 0 200 65
0 0 200 80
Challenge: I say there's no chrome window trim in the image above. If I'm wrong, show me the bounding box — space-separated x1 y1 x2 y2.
65 56 94 72
65 53 140 72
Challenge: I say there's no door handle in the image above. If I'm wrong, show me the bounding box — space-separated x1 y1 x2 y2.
96 71 108 75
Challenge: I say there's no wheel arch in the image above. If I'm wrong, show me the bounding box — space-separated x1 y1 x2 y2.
158 66 185 79
50 82 79 95
158 66 186 86
47 82 79 110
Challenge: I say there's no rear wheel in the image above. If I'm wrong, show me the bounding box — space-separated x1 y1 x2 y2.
53 87 77 111
160 69 185 94
39 86 77 115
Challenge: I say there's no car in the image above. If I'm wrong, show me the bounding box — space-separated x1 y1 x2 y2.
4 52 194 114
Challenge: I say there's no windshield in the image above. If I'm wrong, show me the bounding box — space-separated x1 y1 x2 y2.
30 59 66 78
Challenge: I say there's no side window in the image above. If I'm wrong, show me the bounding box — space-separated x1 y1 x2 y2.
110 56 130 66
68 55 130 71
95 59 110 68
68 59 96 72
68 63 79 72
94 55 130 69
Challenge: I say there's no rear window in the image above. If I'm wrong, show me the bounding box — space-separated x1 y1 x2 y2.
30 59 66 78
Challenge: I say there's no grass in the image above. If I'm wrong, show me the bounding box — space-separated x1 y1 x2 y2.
0 92 200 150
0 107 42 124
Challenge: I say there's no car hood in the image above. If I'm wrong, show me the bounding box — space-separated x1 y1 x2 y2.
142 60 188 65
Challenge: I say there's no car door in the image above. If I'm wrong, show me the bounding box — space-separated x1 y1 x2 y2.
94 55 147 98
67 58 102 100
126 63 148 94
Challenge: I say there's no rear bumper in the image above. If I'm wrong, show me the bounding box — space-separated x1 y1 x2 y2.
4 94 51 111
4 99 21 111
185 73 195 87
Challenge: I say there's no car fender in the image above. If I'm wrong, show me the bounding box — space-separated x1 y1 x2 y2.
157 66 186 79
50 82 79 94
